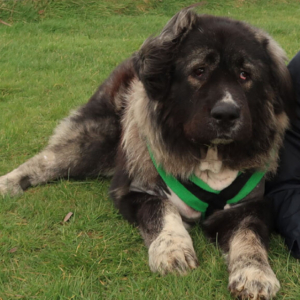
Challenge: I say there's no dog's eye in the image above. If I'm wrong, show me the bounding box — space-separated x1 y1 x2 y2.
194 68 205 77
240 71 249 80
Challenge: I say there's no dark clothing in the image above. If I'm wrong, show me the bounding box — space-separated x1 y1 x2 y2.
265 51 300 259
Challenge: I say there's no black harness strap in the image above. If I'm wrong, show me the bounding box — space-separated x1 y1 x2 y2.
179 171 253 217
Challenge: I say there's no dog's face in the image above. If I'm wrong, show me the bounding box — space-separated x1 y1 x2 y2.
134 11 294 171
168 25 258 145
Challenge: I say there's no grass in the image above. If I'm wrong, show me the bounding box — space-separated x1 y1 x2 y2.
1 0 300 299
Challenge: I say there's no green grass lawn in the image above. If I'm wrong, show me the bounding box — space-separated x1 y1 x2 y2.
1 0 300 299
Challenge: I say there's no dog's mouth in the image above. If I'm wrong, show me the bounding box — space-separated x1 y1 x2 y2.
210 137 234 145
209 116 248 144
188 134 235 146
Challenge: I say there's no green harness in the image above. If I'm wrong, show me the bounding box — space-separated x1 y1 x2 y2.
148 147 265 218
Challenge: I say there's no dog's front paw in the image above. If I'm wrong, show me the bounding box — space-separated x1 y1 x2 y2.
148 230 198 275
0 173 24 197
228 265 280 300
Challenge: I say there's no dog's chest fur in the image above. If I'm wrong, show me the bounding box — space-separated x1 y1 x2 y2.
166 147 240 221
131 146 243 222
195 147 239 191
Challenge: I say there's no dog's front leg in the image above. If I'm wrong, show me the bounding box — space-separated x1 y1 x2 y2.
147 200 199 275
204 200 280 300
227 218 280 300
111 189 199 275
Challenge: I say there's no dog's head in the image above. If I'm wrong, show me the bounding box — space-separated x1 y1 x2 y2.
133 8 295 172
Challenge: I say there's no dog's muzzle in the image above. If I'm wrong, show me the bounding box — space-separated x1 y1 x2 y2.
210 101 241 139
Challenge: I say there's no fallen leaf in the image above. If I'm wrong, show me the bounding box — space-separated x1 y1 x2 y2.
63 212 73 222
9 247 18 253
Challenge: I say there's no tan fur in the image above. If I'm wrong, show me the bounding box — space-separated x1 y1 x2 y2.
0 149 66 196
122 80 197 180
148 202 198 274
227 218 280 299
121 79 158 185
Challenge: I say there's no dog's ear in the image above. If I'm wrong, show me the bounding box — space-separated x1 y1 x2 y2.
263 35 296 121
133 7 198 101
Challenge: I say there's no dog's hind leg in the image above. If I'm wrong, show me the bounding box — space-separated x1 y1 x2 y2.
203 200 280 300
0 59 135 197
0 101 120 196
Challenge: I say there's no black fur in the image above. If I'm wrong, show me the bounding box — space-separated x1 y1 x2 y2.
203 199 274 252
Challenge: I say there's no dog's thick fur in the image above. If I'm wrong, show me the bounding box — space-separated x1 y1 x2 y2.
0 7 295 300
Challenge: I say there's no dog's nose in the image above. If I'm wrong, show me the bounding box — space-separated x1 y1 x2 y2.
210 102 240 123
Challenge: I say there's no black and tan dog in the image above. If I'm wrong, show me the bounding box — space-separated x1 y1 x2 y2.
0 7 295 300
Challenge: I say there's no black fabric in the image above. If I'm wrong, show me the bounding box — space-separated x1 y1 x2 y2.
180 171 253 217
265 51 300 259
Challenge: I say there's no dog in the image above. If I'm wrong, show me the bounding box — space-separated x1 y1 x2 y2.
0 7 295 300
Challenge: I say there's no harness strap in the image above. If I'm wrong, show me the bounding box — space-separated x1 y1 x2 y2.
179 171 253 212
148 146 265 217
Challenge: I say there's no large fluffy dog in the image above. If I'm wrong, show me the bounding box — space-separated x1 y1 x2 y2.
0 7 295 300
